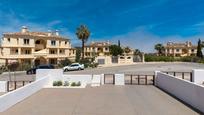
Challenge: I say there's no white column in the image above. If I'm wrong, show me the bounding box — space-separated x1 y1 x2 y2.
114 74 124 85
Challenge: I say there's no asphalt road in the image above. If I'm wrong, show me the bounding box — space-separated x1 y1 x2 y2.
65 62 204 74
1 62 204 81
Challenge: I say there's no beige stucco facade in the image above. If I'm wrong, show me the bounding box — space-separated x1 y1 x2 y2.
84 41 111 58
0 26 76 66
84 41 134 65
164 41 197 57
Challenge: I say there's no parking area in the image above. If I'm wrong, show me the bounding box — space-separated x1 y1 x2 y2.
1 85 199 115
0 62 204 82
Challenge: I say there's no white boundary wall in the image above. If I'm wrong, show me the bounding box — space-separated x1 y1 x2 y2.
115 74 125 85
0 76 49 112
155 71 204 113
192 69 204 85
0 81 7 92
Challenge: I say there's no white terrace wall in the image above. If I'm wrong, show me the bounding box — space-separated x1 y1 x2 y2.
192 69 204 85
0 81 7 92
155 71 204 113
115 74 125 85
0 76 49 112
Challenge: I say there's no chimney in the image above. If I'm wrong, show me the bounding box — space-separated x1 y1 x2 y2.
48 30 52 36
21 26 28 33
55 30 59 36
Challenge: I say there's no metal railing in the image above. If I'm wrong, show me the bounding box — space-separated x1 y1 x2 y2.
7 81 33 92
104 74 115 84
125 74 155 85
163 71 193 82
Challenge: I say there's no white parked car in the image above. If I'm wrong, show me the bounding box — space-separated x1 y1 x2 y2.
63 63 84 71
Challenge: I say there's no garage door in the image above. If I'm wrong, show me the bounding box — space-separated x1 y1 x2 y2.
98 59 105 65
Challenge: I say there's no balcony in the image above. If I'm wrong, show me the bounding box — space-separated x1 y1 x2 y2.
33 49 48 56
35 44 45 50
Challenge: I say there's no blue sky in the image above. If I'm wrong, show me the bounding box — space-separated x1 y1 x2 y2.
0 0 204 52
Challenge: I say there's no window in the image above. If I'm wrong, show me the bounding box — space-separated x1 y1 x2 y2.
59 49 65 54
15 49 18 54
120 57 125 59
50 59 57 64
191 49 194 52
105 47 108 51
65 41 67 45
7 38 10 42
50 49 56 54
25 50 31 54
176 49 180 52
51 40 56 46
127 57 131 59
24 39 29 45
35 40 40 44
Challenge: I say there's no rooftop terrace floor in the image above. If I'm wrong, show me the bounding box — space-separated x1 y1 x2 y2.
1 85 199 115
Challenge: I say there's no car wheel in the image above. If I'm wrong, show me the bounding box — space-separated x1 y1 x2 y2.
65 69 68 72
27 71 32 75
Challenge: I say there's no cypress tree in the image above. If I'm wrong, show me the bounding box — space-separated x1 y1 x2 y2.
118 40 120 47
197 39 203 58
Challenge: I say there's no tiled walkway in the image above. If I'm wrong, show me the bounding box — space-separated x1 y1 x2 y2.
1 85 200 115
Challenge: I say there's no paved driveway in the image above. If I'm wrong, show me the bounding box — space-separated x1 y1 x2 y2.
2 85 200 115
1 62 204 81
65 62 204 74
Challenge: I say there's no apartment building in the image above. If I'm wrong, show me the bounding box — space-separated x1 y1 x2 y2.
84 41 111 58
164 41 197 57
0 26 76 66
84 41 134 65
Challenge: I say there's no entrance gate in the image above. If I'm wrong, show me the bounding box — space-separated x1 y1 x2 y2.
125 74 155 85
104 74 115 84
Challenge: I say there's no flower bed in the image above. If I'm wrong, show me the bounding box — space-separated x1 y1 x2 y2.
52 80 82 88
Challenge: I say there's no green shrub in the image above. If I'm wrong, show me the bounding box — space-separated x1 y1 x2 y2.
76 81 81 86
145 55 175 62
58 58 72 68
89 63 99 68
80 58 91 68
63 81 69 86
71 82 76 86
53 81 63 86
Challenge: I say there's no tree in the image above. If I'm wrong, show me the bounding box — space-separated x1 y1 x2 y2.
134 49 141 56
109 45 123 56
124 47 131 54
75 47 81 62
76 25 90 59
118 40 121 47
154 43 165 56
58 58 71 67
197 39 203 58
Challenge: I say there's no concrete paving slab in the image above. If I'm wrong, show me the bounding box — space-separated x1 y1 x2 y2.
1 85 199 115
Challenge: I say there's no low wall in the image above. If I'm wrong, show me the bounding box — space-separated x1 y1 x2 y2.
0 81 7 92
63 74 92 87
115 74 125 85
0 76 49 112
192 69 204 85
156 72 204 113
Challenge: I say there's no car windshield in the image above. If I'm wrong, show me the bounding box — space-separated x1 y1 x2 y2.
71 64 78 67
38 66 49 68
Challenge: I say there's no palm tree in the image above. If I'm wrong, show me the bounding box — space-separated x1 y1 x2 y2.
76 25 90 59
154 43 165 56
